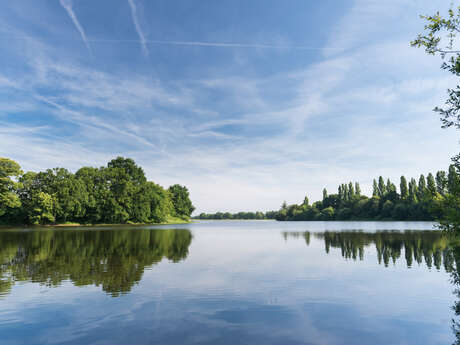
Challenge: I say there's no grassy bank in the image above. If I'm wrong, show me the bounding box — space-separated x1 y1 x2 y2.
0 216 192 228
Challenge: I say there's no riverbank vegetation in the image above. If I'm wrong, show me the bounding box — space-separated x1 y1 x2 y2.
196 167 459 222
0 157 194 225
275 169 457 221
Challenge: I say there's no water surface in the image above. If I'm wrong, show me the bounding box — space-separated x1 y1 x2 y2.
0 221 456 345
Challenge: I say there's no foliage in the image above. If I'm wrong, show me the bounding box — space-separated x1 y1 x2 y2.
0 158 23 219
195 210 277 220
273 170 454 221
411 6 460 129
0 157 194 225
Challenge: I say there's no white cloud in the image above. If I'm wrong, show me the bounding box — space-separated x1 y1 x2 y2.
127 0 149 56
59 0 92 54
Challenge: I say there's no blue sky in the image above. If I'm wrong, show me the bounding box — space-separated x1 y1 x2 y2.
0 0 458 213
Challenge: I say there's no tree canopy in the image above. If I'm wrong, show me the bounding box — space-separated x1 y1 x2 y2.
0 157 194 225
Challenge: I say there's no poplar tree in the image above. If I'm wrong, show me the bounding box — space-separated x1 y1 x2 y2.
427 173 437 196
400 176 409 200
372 179 379 197
355 182 361 196
436 171 448 195
322 188 328 201
418 174 427 199
348 182 354 200
302 195 309 206
378 176 386 197
343 184 349 202
448 165 459 194
409 178 418 203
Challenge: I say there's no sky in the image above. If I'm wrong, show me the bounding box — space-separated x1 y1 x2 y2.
0 0 459 214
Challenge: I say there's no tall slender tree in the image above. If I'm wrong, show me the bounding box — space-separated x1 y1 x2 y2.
418 174 427 199
378 176 386 198
400 176 409 200
355 182 361 196
427 173 437 196
436 170 448 195
372 179 379 197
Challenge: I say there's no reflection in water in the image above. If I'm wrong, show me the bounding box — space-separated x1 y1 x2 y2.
284 230 460 344
283 230 455 271
0 228 192 297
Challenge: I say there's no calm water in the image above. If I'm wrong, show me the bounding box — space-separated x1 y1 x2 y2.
0 221 457 345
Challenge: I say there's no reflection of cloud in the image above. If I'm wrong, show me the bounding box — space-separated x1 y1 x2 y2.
0 226 453 344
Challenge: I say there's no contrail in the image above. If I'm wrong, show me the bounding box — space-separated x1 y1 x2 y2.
59 0 92 54
127 0 149 56
87 39 339 51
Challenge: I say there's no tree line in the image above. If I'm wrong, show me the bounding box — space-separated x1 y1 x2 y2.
195 167 459 222
194 210 278 220
0 157 195 225
276 168 457 221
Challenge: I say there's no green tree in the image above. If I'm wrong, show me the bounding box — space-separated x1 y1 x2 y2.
0 158 22 219
409 178 418 204
418 174 427 200
412 6 460 129
427 173 437 196
322 188 328 201
168 184 195 219
29 192 55 224
449 165 459 194
372 179 378 197
355 182 361 196
436 170 448 195
302 195 309 207
400 176 409 200
348 182 355 200
378 176 386 198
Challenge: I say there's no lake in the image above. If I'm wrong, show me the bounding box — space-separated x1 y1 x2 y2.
0 221 456 345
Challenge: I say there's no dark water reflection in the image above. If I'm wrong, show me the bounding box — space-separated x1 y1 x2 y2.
283 230 455 271
0 222 457 345
0 228 192 297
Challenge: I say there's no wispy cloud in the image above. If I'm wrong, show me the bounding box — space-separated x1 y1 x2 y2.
127 0 149 56
87 38 339 50
59 0 91 54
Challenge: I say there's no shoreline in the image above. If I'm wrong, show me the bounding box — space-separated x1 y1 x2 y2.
0 218 192 228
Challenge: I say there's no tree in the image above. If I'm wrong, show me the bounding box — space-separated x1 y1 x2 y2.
417 174 428 200
0 158 22 218
378 176 386 198
322 188 328 201
355 182 361 196
302 195 309 207
412 6 460 129
427 173 437 196
449 164 459 194
409 178 418 203
372 179 378 197
412 6 460 237
168 184 195 219
436 170 448 195
400 176 409 200
348 182 355 200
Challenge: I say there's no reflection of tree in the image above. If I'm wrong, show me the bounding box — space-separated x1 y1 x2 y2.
0 228 192 297
446 239 460 345
285 230 460 342
283 230 454 271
